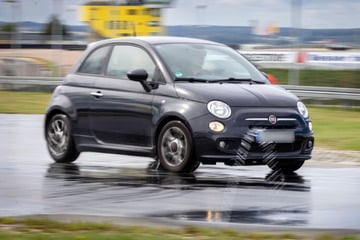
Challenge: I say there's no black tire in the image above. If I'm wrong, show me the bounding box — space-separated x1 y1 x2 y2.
189 160 201 172
46 114 79 163
157 121 199 173
267 160 305 173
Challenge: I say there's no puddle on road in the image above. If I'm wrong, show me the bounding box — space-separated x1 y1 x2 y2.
148 209 308 226
45 162 311 193
42 162 311 226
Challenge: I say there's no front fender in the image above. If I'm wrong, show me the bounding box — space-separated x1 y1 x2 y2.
153 96 208 127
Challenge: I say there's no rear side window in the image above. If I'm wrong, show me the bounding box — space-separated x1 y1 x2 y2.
78 46 111 75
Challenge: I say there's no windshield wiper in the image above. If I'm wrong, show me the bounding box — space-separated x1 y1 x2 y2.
212 78 265 84
174 77 265 84
174 77 209 83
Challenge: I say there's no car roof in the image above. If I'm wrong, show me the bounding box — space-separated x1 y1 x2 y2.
87 36 224 49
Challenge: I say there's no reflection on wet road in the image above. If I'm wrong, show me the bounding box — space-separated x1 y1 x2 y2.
1 114 360 230
44 162 310 225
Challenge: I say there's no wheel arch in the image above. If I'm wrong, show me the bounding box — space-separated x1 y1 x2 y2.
153 115 195 157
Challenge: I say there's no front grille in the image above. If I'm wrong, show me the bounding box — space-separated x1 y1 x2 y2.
218 139 303 154
249 125 296 130
245 117 299 130
249 141 302 153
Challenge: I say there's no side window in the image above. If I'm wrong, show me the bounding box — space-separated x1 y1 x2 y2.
78 46 111 75
106 45 156 81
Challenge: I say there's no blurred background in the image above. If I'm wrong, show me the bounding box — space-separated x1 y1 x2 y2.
0 0 359 90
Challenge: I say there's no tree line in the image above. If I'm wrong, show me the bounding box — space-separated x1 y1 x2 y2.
0 15 68 36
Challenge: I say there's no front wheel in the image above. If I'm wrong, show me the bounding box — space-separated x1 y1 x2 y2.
46 113 79 163
267 160 305 173
157 121 199 173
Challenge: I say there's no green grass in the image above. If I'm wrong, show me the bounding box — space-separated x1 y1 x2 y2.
308 107 360 151
263 68 360 88
0 90 359 151
0 217 357 240
0 90 51 114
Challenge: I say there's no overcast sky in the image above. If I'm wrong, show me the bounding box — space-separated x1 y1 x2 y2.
0 0 359 29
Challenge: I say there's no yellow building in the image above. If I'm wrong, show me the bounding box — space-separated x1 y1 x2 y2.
80 1 171 39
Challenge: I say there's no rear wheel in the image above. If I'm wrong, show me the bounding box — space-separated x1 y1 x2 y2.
268 160 305 173
157 121 199 173
46 113 79 163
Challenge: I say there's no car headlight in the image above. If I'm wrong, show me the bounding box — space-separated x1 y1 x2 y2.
207 100 231 119
297 102 309 119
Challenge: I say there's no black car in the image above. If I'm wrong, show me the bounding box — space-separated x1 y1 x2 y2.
45 36 314 173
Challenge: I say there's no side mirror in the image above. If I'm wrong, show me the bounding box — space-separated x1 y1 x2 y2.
127 69 152 92
127 68 148 81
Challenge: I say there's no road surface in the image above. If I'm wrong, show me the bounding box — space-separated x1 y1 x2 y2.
1 114 360 232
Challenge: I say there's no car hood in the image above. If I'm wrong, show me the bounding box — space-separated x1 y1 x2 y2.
175 83 299 107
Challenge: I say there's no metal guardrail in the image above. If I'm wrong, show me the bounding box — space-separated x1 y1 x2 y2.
0 76 62 91
0 76 360 101
0 76 63 85
282 85 360 101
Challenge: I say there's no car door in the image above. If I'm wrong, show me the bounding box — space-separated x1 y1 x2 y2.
89 44 156 148
70 44 112 142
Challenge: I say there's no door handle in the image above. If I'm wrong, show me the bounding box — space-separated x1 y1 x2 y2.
90 91 104 98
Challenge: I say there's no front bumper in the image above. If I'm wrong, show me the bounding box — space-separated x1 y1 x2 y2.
189 107 314 166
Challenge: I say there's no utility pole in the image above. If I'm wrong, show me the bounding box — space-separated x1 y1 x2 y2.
288 0 302 85
51 0 63 76
3 0 18 50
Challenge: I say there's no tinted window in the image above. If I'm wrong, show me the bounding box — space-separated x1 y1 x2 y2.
78 46 111 75
106 45 156 81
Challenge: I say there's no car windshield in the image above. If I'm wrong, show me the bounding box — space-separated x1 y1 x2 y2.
154 43 268 83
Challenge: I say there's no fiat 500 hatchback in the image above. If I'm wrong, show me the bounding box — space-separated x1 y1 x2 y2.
45 36 314 173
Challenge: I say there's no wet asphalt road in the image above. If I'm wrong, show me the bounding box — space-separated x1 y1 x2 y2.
1 114 360 231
